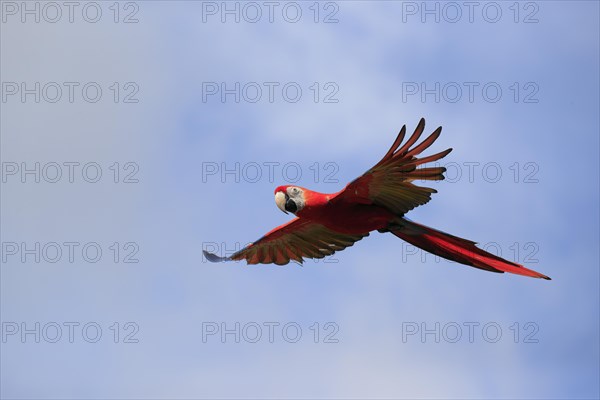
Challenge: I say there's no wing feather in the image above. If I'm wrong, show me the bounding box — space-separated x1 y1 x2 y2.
333 118 452 215
204 218 368 265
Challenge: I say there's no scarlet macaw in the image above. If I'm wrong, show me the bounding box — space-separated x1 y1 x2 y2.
204 119 550 280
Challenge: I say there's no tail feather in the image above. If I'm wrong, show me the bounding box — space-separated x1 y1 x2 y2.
391 219 551 280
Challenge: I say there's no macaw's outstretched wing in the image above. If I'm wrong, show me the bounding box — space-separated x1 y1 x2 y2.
332 118 452 216
203 218 369 265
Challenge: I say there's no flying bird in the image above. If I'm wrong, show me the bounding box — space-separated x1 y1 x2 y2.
204 119 550 280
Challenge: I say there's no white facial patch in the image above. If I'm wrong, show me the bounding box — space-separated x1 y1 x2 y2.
286 187 305 212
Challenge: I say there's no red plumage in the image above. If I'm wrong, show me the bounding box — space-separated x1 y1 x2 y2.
205 119 550 280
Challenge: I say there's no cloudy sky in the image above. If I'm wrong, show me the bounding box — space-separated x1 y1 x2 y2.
1 1 599 399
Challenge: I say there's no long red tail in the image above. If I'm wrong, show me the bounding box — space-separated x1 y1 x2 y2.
391 219 550 280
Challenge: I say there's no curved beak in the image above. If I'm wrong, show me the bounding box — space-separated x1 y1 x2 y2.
275 191 288 214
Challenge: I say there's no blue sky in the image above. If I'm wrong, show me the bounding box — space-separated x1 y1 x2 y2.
1 1 599 398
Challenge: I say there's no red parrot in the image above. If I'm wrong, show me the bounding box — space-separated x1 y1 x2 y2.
204 119 550 280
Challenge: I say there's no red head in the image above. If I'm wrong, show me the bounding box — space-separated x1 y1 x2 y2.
274 185 307 215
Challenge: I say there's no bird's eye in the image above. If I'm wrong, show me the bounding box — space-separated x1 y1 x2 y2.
292 187 299 194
